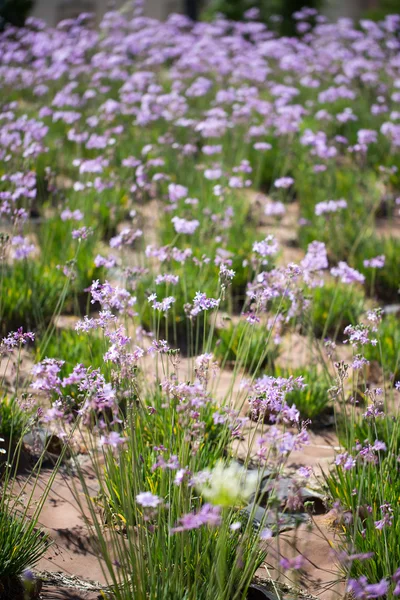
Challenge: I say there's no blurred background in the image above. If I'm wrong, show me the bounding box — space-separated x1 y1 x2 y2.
0 0 398 31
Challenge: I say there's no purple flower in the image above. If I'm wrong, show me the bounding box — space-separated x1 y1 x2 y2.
11 235 35 260
344 324 374 346
110 228 143 249
260 528 273 540
253 235 279 257
352 355 369 370
168 183 188 202
171 216 199 235
374 502 393 530
363 255 385 269
274 177 294 189
94 254 117 269
190 292 220 317
202 145 222 155
155 273 179 285
149 294 176 313
348 577 389 599
264 201 285 217
315 199 347 216
280 556 304 570
170 503 221 533
357 129 378 145
61 208 83 221
204 168 222 180
254 142 272 151
136 492 162 508
174 468 189 486
297 466 312 479
301 241 328 275
331 262 365 284
31 358 63 395
1 328 34 355
99 431 127 448
335 452 356 470
72 227 93 240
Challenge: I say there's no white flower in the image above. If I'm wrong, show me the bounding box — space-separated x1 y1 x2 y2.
196 461 259 507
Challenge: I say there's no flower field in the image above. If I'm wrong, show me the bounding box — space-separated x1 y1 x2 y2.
0 4 399 599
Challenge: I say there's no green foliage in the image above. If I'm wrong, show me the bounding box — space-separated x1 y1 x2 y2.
37 216 102 297
0 397 26 441
324 413 400 585
281 367 333 421
213 319 278 374
306 281 365 340
0 220 103 334
202 0 321 35
0 260 65 334
0 510 50 578
363 314 400 380
79 386 268 600
354 236 400 302
364 0 400 21
37 328 106 377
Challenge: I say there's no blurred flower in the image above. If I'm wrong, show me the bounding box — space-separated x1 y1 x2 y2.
136 492 162 508
195 461 258 507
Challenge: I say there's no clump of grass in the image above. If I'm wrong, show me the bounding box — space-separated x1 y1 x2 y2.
37 328 106 376
0 509 50 579
363 313 400 380
354 235 400 302
0 397 27 441
213 319 279 374
279 367 333 422
323 309 400 590
324 410 400 585
0 261 65 334
306 281 365 340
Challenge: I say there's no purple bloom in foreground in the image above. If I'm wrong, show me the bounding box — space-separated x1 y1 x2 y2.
11 235 35 260
265 201 285 217
170 503 221 533
393 568 400 596
171 216 199 235
136 492 162 508
348 576 389 599
99 431 127 448
315 198 347 216
168 183 188 202
331 261 365 285
260 528 273 540
280 555 304 570
190 292 220 317
363 255 385 269
253 235 279 257
274 177 294 189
